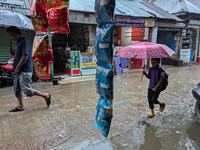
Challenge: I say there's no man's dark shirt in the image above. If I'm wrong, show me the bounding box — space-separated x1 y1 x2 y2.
13 37 33 72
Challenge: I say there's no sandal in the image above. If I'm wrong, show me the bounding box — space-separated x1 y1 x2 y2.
9 106 24 112
46 94 51 107
147 113 155 118
159 103 166 112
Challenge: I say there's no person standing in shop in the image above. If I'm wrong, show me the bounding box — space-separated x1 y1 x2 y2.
71 39 86 52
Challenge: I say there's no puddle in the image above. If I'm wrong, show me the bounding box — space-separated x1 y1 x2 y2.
82 105 200 150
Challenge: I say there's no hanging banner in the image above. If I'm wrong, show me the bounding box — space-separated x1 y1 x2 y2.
43 0 69 12
32 34 54 79
47 8 70 33
32 34 48 57
0 0 24 5
30 1 49 33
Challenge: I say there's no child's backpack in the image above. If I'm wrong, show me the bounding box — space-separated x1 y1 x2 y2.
158 68 169 91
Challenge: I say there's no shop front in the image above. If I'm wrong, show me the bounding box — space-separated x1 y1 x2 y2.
156 21 186 66
52 10 97 77
113 15 156 70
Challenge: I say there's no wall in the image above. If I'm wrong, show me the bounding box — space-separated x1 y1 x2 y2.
66 24 90 48
121 27 149 46
88 25 96 45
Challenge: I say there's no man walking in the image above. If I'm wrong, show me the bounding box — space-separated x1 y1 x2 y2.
7 26 51 112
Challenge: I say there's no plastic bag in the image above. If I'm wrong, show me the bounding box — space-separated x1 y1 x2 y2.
96 63 103 94
99 62 113 100
95 96 113 138
33 57 52 79
192 83 200 103
96 25 113 63
43 0 69 12
95 0 115 27
47 8 70 33
30 1 49 33
95 96 102 121
32 36 48 57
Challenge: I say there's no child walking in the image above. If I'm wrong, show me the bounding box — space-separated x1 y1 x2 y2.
142 58 166 118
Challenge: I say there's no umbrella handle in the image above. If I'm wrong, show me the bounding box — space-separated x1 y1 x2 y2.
140 74 144 81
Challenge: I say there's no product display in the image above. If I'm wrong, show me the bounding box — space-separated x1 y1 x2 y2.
66 50 81 76
32 34 53 79
30 1 49 33
95 96 113 138
95 25 113 64
43 0 69 12
47 8 70 33
95 0 115 138
96 63 103 94
95 0 115 27
99 63 113 98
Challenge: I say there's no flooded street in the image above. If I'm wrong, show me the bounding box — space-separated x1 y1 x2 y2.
0 65 200 149
83 105 200 150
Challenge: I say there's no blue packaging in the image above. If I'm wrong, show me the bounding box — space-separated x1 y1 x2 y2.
95 62 103 94
95 96 113 138
95 0 115 27
99 63 113 98
95 25 113 63
75 57 79 62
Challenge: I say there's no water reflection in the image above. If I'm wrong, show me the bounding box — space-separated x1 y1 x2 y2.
83 105 200 150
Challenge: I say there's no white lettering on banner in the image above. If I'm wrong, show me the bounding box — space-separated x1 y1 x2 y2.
0 0 24 5
99 43 110 48
151 27 158 43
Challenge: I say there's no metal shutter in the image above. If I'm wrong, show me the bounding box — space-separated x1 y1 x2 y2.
0 27 35 61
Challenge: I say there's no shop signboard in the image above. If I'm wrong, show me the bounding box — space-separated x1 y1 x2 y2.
180 49 191 63
151 27 158 43
0 0 24 5
81 53 97 70
115 15 155 27
82 62 97 70
80 53 97 76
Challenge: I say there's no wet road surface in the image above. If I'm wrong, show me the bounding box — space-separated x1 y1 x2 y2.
0 65 199 149
82 105 200 150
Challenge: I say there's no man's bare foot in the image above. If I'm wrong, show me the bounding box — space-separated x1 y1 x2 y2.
17 105 24 110
45 93 49 99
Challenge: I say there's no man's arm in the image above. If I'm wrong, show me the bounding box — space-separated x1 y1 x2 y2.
71 45 75 50
10 48 15 56
15 55 28 73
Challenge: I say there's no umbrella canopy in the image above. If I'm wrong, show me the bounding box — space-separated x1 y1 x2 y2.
116 42 175 59
0 10 34 30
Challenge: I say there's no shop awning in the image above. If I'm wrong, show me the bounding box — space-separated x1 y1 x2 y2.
69 0 182 22
157 21 185 28
0 0 182 25
154 0 200 14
